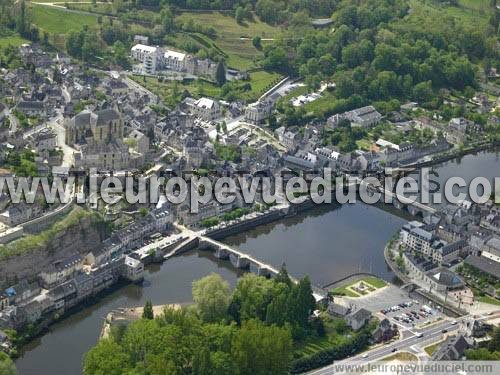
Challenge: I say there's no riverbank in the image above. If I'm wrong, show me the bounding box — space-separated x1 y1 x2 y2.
383 239 466 317
100 303 181 340
14 148 500 374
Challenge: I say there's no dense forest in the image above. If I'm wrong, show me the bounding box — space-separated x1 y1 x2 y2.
263 0 498 118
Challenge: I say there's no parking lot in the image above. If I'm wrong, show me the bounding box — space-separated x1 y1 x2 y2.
380 300 443 330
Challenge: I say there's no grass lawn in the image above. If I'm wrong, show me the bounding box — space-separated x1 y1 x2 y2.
131 70 281 105
458 0 493 12
30 4 98 34
176 11 281 70
66 2 117 14
330 285 359 297
383 352 418 361
330 276 386 297
0 34 29 51
356 138 373 151
424 341 443 356
406 0 490 30
478 295 500 306
303 91 345 117
361 277 387 289
280 85 309 102
130 75 221 106
242 70 282 100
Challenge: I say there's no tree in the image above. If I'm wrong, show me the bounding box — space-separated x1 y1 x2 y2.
235 6 245 24
294 276 316 328
0 352 16 375
488 326 500 352
16 0 27 37
216 61 226 87
252 36 262 50
192 273 230 323
413 81 434 103
231 274 277 322
83 339 129 375
263 46 289 73
275 266 292 288
142 300 154 320
231 319 292 375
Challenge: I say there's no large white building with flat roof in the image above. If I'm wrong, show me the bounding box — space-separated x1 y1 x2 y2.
131 44 159 74
131 44 217 79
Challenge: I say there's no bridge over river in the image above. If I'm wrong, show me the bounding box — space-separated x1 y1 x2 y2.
167 225 327 299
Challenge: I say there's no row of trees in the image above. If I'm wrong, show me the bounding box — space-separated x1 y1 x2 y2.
84 269 318 374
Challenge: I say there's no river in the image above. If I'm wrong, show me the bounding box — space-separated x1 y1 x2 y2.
14 148 500 375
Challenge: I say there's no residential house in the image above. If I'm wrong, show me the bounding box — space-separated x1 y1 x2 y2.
84 236 123 267
16 100 46 117
49 280 78 310
106 79 129 96
0 203 43 226
131 44 159 74
187 97 221 121
345 308 371 331
126 129 149 156
372 318 397 343
431 334 470 361
327 106 382 129
122 256 144 283
5 280 40 305
29 127 57 151
245 100 273 124
39 254 84 289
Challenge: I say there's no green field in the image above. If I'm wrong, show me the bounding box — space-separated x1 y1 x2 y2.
176 11 281 70
131 69 281 105
458 0 493 12
407 0 490 30
243 70 283 99
30 4 98 34
130 76 221 107
294 317 352 357
66 2 116 14
0 34 28 51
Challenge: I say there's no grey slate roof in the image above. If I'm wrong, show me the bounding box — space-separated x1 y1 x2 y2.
96 108 120 125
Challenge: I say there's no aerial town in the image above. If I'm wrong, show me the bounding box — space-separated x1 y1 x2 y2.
0 0 500 374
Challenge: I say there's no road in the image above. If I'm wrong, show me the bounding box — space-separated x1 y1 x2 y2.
307 312 500 375
307 320 459 375
46 111 75 168
7 111 19 133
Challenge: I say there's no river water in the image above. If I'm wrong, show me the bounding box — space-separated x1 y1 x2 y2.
14 149 500 375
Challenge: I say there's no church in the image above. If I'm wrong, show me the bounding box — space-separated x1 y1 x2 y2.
64 109 132 170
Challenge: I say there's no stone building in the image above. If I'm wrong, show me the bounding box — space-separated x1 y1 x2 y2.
65 109 135 170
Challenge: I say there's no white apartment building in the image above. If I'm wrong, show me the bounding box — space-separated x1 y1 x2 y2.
131 44 159 74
